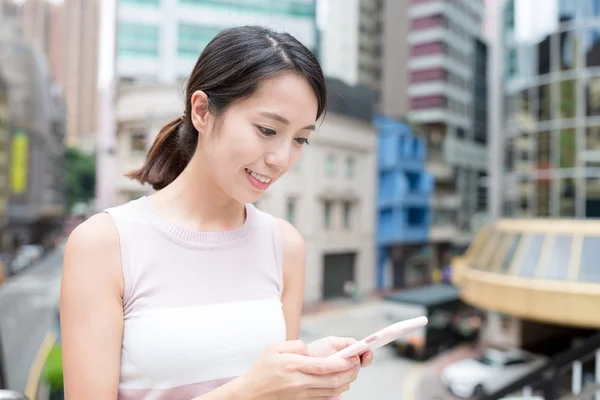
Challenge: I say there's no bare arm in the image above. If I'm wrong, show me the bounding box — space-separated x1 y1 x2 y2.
277 218 306 340
60 214 125 399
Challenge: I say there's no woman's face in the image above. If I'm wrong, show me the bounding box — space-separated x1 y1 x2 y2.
192 72 319 204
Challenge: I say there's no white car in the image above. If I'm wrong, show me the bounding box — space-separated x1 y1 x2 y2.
440 348 547 398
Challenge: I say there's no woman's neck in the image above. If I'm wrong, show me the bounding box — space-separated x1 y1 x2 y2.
147 158 246 233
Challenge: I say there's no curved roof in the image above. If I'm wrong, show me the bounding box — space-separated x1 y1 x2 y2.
452 219 600 328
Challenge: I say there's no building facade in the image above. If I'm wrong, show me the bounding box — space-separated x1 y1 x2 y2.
116 0 318 82
376 116 434 289
498 0 600 220
114 81 182 204
0 20 66 248
256 79 377 304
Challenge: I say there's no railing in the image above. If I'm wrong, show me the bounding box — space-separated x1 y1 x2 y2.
479 331 600 400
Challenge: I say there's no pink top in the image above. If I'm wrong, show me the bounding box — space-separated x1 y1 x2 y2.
105 197 286 400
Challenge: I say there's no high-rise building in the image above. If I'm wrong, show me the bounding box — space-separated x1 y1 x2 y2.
116 0 318 82
495 0 600 220
321 0 489 276
0 0 100 150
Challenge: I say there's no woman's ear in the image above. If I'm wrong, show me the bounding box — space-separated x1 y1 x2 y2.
190 90 211 134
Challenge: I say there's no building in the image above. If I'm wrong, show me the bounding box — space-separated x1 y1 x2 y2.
450 1 600 397
408 0 488 257
116 0 318 83
321 0 489 272
375 116 434 290
114 81 182 204
99 0 320 211
0 20 66 248
496 0 600 219
257 78 377 304
0 74 11 249
0 0 100 150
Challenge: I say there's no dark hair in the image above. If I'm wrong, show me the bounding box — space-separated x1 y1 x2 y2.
127 25 327 191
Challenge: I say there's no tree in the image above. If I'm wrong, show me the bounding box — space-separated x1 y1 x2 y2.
66 147 96 212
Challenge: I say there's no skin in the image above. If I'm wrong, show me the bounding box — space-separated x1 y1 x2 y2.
60 72 371 400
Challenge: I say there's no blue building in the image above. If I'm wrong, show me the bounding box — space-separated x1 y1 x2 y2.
375 116 434 289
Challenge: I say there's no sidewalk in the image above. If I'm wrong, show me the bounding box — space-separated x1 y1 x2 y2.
415 344 484 400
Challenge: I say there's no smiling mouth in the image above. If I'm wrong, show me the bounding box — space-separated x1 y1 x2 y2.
244 168 272 183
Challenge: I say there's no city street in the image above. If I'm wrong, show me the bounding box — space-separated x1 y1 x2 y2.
300 301 423 400
0 247 63 394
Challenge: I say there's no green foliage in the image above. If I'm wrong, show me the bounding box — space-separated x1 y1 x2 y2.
42 344 63 394
66 147 96 211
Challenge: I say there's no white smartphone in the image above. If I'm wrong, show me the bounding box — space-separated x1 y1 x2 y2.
327 316 428 359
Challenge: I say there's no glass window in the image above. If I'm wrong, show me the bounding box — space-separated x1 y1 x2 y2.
343 201 352 229
580 237 600 282
559 32 576 71
326 154 336 176
586 78 600 117
346 157 355 178
517 234 545 277
559 178 576 217
586 177 600 217
559 129 576 168
519 181 530 216
545 235 572 279
504 0 515 31
559 0 577 25
118 22 160 58
560 80 576 119
537 181 551 217
586 126 600 153
178 24 224 58
585 28 600 67
505 49 517 79
502 233 522 272
504 139 514 173
538 131 551 167
130 132 146 153
323 200 332 229
179 0 316 17
538 85 550 121
474 231 503 270
120 0 159 6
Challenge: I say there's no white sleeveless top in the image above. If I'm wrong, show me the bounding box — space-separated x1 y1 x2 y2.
105 197 287 399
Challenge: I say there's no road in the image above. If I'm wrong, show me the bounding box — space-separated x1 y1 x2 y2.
0 247 63 393
299 301 423 400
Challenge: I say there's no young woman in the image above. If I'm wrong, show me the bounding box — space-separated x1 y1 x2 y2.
60 25 372 400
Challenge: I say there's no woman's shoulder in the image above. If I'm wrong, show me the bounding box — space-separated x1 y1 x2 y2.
66 213 120 253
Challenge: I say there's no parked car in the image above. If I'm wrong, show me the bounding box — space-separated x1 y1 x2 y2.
441 348 548 398
9 245 43 274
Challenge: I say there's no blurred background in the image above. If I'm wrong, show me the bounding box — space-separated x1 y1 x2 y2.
0 0 599 399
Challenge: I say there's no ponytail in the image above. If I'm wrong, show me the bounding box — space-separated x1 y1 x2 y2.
126 116 198 190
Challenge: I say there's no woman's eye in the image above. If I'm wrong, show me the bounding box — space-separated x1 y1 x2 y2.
295 138 310 145
258 126 276 136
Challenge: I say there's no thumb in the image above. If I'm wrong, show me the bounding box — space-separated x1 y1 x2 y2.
328 337 358 351
273 340 309 355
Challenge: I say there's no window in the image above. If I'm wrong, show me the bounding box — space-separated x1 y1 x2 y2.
545 235 572 279
178 24 224 58
118 22 159 58
326 154 336 176
343 201 352 229
131 131 146 153
286 198 295 225
580 236 600 282
323 201 332 229
516 234 544 277
346 157 355 178
120 0 160 6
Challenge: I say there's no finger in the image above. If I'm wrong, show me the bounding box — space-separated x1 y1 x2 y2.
360 351 373 367
306 382 351 398
294 354 360 375
305 366 359 389
326 336 358 351
273 340 308 355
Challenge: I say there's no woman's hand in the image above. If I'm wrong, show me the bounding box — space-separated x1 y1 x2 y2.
307 336 374 368
239 340 362 399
